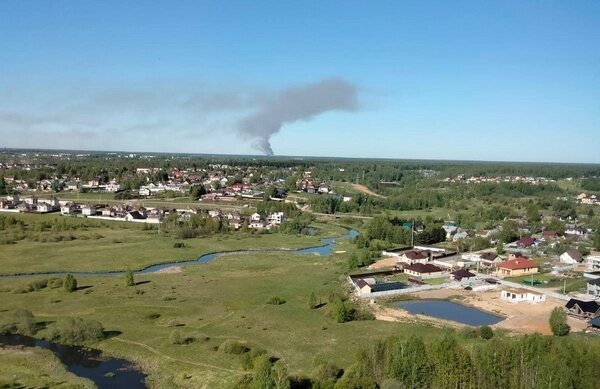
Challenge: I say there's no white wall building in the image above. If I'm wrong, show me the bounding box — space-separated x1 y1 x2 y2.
501 289 546 303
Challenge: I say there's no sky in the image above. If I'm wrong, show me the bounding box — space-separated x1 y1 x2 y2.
0 1 599 163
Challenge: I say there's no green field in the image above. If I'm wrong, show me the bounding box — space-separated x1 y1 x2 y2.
0 238 448 388
0 213 347 275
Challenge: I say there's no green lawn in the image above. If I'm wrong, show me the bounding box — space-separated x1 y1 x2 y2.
505 273 588 293
0 241 448 388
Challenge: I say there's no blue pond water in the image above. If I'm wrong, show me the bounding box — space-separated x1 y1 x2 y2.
1 229 359 279
394 300 503 326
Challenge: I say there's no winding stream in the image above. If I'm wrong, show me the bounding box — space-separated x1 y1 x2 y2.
0 229 358 386
1 229 358 279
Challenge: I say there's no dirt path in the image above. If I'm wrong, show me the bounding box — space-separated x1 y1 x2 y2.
109 337 247 374
351 184 387 198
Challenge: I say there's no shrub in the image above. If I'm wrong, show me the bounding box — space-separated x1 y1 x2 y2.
46 317 105 345
173 242 186 248
549 307 570 336
125 268 135 287
64 274 77 292
219 339 250 355
480 325 494 339
169 330 193 345
27 278 49 291
0 309 37 336
308 292 318 309
266 296 286 305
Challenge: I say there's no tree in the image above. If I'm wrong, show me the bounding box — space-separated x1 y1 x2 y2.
125 268 135 287
308 291 318 309
526 204 541 223
549 307 570 336
0 177 7 195
594 229 600 251
64 274 77 292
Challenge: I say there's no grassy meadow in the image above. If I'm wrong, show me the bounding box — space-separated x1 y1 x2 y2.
0 213 347 275
0 233 451 388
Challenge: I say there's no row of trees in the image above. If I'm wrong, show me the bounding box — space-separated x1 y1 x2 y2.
331 333 600 389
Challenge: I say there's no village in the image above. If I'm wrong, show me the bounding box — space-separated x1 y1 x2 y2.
349 229 600 335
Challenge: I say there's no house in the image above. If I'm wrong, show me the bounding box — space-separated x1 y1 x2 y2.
452 231 469 241
542 230 558 240
587 279 600 297
501 288 546 303
479 252 503 268
125 211 146 222
250 213 262 222
516 236 537 248
60 203 76 215
404 263 444 279
496 258 538 277
267 212 284 225
401 250 430 265
587 256 600 271
81 205 96 216
560 249 584 265
450 269 477 282
565 226 588 237
208 209 221 218
565 299 600 320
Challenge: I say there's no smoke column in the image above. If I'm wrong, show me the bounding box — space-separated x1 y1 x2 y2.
237 78 358 155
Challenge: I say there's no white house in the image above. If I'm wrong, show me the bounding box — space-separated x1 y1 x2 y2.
81 205 96 216
560 249 584 265
267 212 284 225
250 213 262 222
501 288 546 303
588 256 600 271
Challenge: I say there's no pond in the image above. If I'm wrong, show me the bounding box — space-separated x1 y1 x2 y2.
0 334 146 389
1 229 359 278
394 299 504 326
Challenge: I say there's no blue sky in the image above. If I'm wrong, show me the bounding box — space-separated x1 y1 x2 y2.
1 1 599 162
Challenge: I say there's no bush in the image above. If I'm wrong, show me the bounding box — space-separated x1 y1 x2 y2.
0 309 37 336
308 292 318 309
64 274 77 292
46 317 105 345
549 307 570 336
125 268 135 287
266 296 286 305
479 325 494 339
169 330 193 345
27 278 48 291
48 277 63 289
173 242 186 248
219 339 250 355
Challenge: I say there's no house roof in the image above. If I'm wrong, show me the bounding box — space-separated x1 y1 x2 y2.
370 282 406 293
587 279 600 286
404 263 442 274
355 279 369 289
451 269 476 279
564 249 583 262
590 316 600 328
480 252 499 261
565 299 600 314
517 237 537 247
498 259 538 271
404 251 429 260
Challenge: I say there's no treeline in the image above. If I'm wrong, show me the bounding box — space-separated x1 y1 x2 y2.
331 333 600 389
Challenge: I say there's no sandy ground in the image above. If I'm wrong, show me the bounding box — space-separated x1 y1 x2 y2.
351 183 387 198
375 287 588 335
370 257 398 269
153 265 183 274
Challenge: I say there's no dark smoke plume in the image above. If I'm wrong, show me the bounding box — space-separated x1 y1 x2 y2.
237 78 358 155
